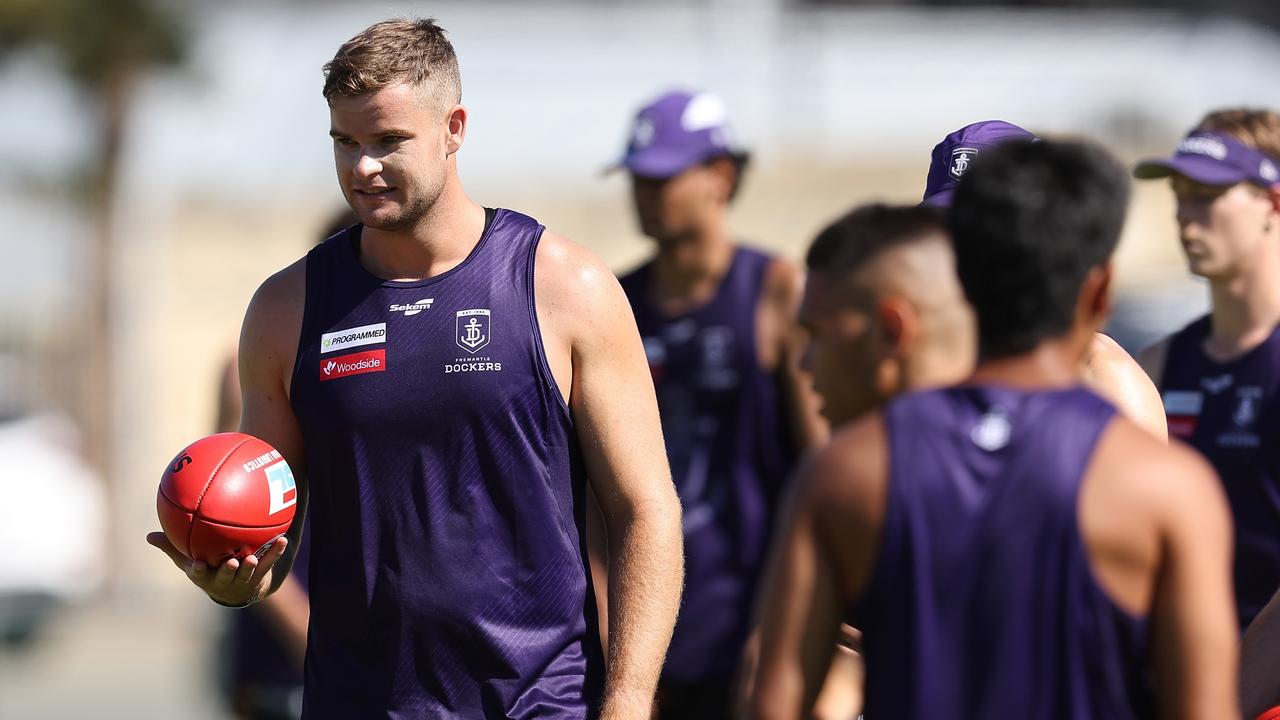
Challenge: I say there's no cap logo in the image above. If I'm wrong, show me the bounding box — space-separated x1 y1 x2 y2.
1262 159 1279 183
1178 136 1228 161
632 117 656 148
681 93 728 133
950 147 978 180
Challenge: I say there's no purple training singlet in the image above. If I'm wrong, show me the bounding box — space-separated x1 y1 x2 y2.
619 246 797 685
1159 315 1280 629
289 209 604 718
852 386 1152 719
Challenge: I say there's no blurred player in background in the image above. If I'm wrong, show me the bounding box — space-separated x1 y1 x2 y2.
785 203 973 461
149 18 683 719
1134 108 1280 630
753 139 1238 719
924 120 1168 441
216 210 353 720
611 89 826 718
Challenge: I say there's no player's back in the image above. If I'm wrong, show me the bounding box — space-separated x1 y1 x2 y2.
852 385 1154 720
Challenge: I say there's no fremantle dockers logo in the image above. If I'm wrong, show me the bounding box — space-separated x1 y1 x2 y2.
950 147 978 180
1233 386 1263 428
633 117 656 149
456 309 492 354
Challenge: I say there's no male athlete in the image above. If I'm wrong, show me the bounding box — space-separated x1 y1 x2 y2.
752 139 1238 718
1135 108 1280 630
148 19 683 719
611 89 824 718
924 120 1168 440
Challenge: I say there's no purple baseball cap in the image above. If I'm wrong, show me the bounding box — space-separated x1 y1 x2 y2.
612 90 748 179
1134 130 1280 187
922 120 1038 207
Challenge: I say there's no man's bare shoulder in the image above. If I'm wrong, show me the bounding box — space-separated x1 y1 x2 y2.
240 257 308 373
1086 333 1168 441
1091 415 1219 513
246 257 308 323
800 411 889 599
1088 333 1148 386
805 412 888 522
533 230 630 331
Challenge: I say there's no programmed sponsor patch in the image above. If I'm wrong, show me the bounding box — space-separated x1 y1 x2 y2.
320 322 386 354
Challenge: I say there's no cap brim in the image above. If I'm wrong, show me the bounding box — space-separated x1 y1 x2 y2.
920 188 955 208
1134 155 1247 186
618 148 700 179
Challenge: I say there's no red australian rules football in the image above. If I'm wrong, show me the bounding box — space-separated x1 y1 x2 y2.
156 432 297 565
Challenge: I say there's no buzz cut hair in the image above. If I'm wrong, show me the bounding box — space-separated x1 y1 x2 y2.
322 18 462 109
806 203 949 280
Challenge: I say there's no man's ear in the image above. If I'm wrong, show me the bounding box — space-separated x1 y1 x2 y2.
876 295 919 358
1080 262 1114 329
446 104 468 155
705 156 738 204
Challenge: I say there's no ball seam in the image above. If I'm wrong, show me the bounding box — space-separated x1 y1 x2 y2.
186 435 254 560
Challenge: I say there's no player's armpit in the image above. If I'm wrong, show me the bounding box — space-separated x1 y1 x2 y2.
534 231 683 720
1148 446 1239 720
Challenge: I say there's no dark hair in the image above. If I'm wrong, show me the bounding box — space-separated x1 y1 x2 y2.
323 18 461 106
806 203 947 277
949 138 1129 358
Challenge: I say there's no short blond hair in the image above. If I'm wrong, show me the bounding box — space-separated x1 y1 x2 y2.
322 18 461 107
1195 108 1280 161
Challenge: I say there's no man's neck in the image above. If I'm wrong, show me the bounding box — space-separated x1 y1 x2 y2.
358 180 485 282
648 217 734 309
1206 255 1280 361
969 335 1089 391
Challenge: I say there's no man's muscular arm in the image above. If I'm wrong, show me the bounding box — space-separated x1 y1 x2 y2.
535 232 684 719
147 260 309 606
1144 442 1238 718
752 416 887 720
